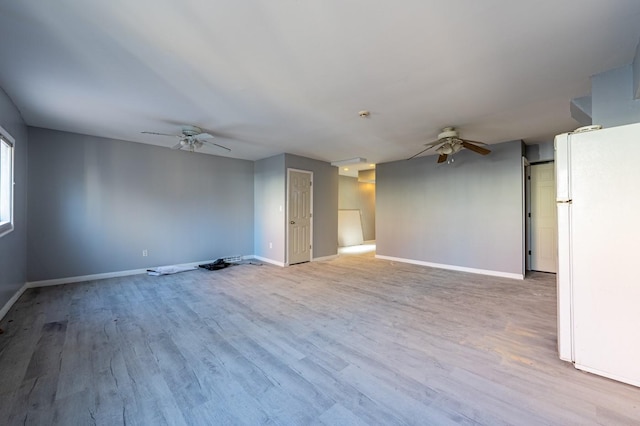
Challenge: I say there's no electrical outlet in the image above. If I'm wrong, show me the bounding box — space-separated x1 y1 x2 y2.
269 242 273 249
142 249 148 257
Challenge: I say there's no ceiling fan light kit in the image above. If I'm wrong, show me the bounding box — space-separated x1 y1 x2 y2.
141 125 231 153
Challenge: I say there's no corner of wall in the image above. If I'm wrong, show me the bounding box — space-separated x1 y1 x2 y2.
633 38 640 100
0 85 29 319
592 64 640 127
0 282 29 321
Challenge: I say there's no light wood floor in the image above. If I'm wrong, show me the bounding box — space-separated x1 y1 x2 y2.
1 252 639 425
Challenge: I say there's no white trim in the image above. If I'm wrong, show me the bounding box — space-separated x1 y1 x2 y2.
252 256 285 267
0 282 29 321
313 254 339 262
26 259 225 288
375 255 524 280
0 125 15 238
28 268 149 287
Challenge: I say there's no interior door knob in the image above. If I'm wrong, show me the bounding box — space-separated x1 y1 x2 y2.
290 221 295 224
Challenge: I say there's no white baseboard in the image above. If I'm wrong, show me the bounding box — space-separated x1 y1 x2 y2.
0 282 29 321
252 254 338 266
375 255 524 280
28 267 149 288
25 258 242 288
252 256 285 267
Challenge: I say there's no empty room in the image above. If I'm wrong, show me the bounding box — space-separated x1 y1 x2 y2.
1 1 640 424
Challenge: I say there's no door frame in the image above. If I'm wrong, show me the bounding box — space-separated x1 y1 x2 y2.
523 157 531 272
525 157 561 275
528 160 557 273
286 168 313 266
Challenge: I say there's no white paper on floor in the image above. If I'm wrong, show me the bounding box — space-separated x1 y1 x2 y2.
147 265 197 276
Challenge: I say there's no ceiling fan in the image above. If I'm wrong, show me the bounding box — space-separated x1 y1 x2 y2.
408 127 491 163
141 125 230 152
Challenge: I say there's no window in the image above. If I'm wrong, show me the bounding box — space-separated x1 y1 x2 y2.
0 125 14 237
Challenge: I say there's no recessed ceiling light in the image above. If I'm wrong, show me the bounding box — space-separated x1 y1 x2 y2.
344 167 349 171
358 110 370 118
369 164 375 167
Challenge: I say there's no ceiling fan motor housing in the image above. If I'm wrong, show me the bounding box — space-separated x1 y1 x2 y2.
438 127 459 140
182 125 202 137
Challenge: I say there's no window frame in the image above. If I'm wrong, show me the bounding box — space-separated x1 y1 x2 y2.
0 124 15 238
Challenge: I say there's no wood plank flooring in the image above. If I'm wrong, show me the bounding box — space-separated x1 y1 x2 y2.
1 252 640 425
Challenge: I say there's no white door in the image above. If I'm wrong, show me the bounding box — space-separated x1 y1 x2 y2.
530 162 557 272
287 169 312 265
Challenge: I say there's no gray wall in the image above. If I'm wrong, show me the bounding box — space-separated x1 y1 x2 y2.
253 153 338 263
592 64 640 127
0 88 28 309
338 176 375 241
376 140 524 276
285 154 338 259
27 128 254 281
525 141 554 163
254 154 286 263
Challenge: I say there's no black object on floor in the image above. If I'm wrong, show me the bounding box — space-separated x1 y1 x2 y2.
199 259 230 271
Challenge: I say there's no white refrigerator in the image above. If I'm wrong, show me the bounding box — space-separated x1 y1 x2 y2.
555 122 640 388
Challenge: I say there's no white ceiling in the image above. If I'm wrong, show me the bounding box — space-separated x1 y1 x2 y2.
1 1 640 172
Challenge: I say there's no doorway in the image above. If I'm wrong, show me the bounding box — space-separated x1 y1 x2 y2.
337 174 376 249
529 162 557 272
287 169 313 265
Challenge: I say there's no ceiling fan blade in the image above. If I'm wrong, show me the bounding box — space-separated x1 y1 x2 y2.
437 154 448 163
461 141 491 155
407 146 432 160
194 133 214 140
204 141 231 152
407 139 445 160
142 131 179 138
171 142 184 150
463 139 488 146
424 139 443 148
